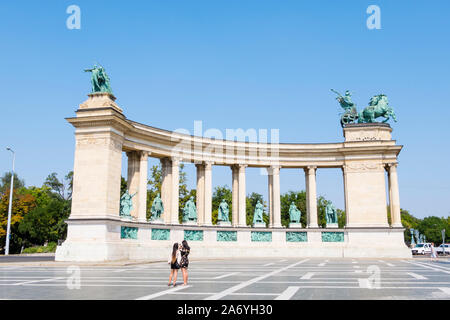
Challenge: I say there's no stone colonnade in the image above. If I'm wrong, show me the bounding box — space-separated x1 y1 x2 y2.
124 154 402 229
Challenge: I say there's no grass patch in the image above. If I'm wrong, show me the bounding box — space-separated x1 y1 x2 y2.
22 242 57 254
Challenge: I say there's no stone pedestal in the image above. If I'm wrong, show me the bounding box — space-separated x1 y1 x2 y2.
253 222 266 228
289 223 302 228
217 221 232 227
149 218 164 224
342 124 391 228
326 223 339 228
182 221 197 226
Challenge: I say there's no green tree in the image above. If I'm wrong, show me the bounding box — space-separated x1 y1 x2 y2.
417 216 449 245
0 172 25 194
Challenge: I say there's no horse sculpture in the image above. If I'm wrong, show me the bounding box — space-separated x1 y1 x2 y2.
331 89 397 125
358 94 397 123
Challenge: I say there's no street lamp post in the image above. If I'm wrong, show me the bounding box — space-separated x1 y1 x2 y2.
5 147 15 255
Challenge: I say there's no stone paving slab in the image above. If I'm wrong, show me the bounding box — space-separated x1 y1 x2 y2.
0 258 449 300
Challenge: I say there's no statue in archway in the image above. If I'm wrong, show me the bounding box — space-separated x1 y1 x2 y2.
182 196 197 222
150 193 164 221
325 202 338 225
289 202 301 223
218 199 230 222
253 200 266 225
84 64 113 94
120 190 136 219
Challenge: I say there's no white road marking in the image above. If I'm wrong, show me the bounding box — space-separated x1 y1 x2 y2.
353 266 360 269
439 288 450 296
214 272 239 279
263 263 275 267
136 285 191 300
13 277 64 286
300 272 315 280
403 260 450 274
318 263 326 267
204 259 309 300
354 270 363 273
279 259 287 262
379 260 395 267
275 286 300 300
407 273 428 280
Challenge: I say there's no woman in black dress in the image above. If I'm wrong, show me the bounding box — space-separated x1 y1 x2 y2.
167 242 180 286
179 240 190 286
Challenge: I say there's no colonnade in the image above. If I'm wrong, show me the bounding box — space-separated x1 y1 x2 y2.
125 152 402 228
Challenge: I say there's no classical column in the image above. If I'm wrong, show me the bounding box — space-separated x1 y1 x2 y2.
231 165 239 227
204 162 213 226
305 166 318 228
161 158 172 224
138 151 149 222
171 157 180 224
388 163 402 227
127 151 140 219
238 164 247 227
267 168 274 227
272 166 282 228
196 163 205 225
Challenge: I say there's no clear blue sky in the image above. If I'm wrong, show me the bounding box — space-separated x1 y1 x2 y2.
0 1 449 219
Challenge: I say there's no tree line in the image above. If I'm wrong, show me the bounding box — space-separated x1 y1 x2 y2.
1 165 449 254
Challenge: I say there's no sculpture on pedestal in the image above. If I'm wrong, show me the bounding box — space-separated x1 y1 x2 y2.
410 228 416 246
218 199 230 222
331 89 397 126
331 89 358 127
325 202 338 226
289 202 301 223
182 196 197 222
120 191 136 219
150 193 164 222
252 200 267 226
84 64 113 94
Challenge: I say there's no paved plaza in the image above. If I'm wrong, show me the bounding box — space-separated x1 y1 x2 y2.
1 257 449 300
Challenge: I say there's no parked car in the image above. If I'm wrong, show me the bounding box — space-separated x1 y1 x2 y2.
411 243 432 255
436 243 450 255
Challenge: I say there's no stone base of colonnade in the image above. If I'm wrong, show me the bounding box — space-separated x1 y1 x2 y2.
55 219 411 262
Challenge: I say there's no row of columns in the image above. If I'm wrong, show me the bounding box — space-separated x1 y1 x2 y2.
126 152 401 228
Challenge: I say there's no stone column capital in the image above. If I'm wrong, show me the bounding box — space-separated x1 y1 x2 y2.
386 162 398 171
140 151 150 160
304 166 317 175
171 156 181 165
204 161 214 169
238 164 248 169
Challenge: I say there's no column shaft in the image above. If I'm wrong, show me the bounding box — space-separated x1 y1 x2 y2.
171 158 180 224
231 166 239 227
389 164 402 227
272 166 282 228
305 166 318 228
238 165 247 227
268 168 273 227
138 152 148 221
196 164 205 225
204 162 213 226
127 151 140 219
161 158 172 224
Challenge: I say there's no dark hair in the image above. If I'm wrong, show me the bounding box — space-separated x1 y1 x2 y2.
171 242 178 263
182 240 190 251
